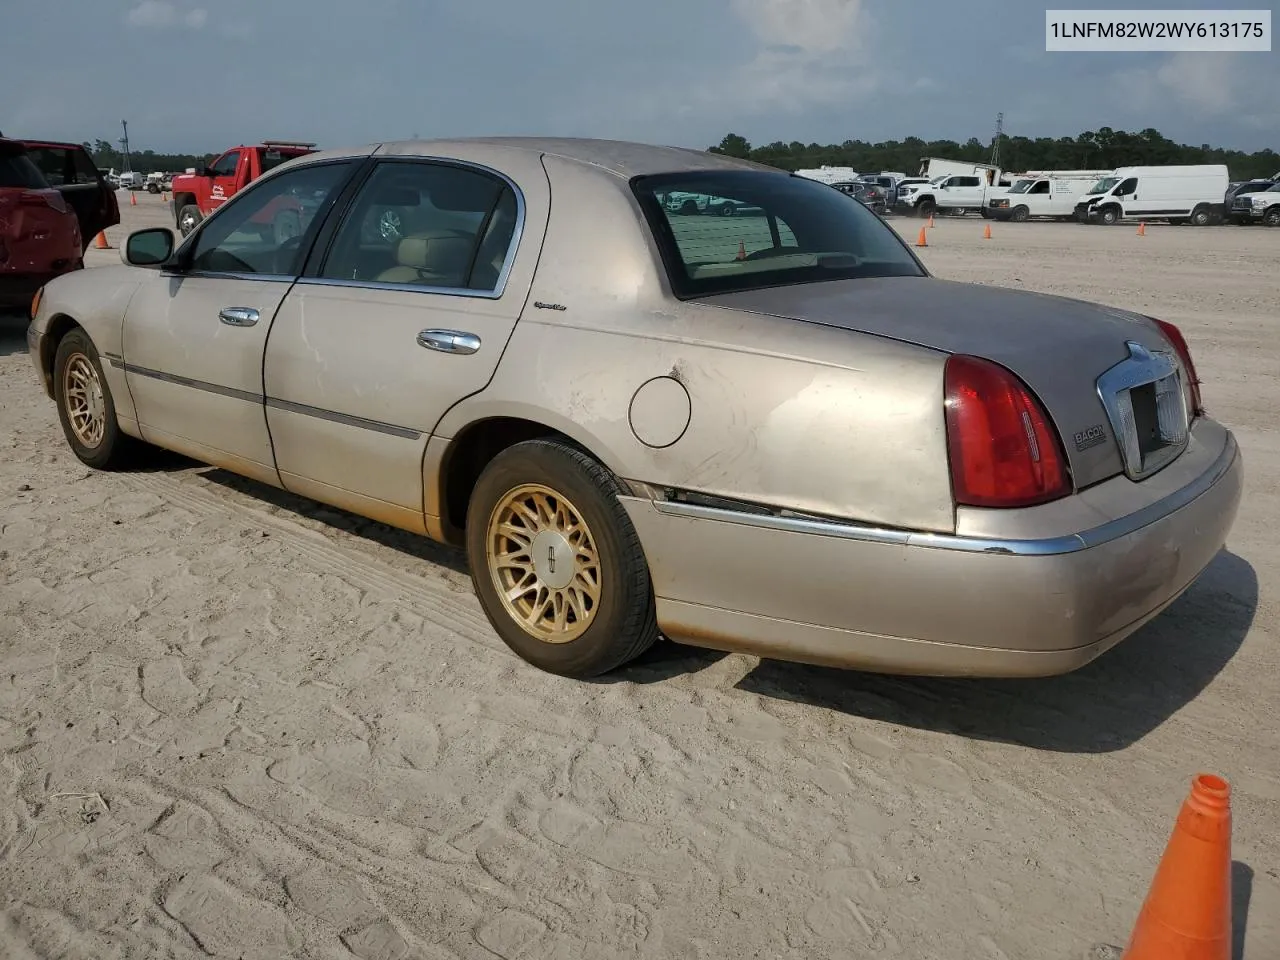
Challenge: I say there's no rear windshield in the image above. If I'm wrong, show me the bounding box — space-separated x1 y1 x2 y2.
632 170 925 298
0 144 49 189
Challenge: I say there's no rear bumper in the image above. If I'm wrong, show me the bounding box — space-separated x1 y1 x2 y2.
621 420 1242 678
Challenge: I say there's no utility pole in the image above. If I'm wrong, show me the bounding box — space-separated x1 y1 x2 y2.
989 112 1004 169
120 120 132 173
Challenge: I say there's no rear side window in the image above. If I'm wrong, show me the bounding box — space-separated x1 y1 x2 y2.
633 170 924 298
0 144 47 189
319 160 520 292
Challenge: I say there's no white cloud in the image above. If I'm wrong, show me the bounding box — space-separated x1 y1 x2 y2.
711 0 879 111
126 1 207 29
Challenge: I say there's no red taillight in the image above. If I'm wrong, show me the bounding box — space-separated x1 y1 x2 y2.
944 355 1071 508
1152 318 1203 416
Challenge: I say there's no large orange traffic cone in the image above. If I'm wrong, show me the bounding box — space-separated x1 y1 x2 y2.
983 223 992 240
1122 773 1232 960
915 226 928 248
94 231 110 250
1137 221 1146 236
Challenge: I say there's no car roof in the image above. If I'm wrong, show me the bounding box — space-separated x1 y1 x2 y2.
15 139 86 151
317 137 776 179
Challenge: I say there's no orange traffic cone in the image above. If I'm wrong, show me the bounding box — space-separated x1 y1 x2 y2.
1122 773 1232 960
915 226 928 248
927 213 935 228
130 191 137 206
94 231 110 250
1137 221 1146 236
736 240 746 261
983 223 992 240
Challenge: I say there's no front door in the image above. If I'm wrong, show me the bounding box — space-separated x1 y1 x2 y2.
121 159 358 485
262 151 548 533
207 149 242 212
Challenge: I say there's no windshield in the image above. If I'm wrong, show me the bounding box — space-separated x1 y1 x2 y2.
632 170 925 299
1008 179 1034 194
1268 183 1280 192
1088 177 1120 195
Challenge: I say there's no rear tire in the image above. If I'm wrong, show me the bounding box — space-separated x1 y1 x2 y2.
1190 205 1211 227
466 439 659 678
53 329 143 471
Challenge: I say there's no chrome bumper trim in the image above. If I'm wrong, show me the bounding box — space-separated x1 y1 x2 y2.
647 431 1238 557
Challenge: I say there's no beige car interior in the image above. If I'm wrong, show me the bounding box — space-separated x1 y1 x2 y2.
376 231 475 287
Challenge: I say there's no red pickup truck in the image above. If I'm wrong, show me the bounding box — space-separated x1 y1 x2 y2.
169 140 317 237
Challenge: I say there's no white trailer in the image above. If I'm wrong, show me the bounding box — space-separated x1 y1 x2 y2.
793 165 860 185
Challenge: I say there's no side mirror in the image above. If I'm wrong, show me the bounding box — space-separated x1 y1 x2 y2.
122 227 175 267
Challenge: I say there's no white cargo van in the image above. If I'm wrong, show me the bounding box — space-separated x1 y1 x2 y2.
1074 165 1229 226
986 173 1112 222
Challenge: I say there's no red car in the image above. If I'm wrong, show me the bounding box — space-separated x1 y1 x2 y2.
0 137 119 310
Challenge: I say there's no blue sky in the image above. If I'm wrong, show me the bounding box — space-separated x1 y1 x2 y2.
2 0 1276 154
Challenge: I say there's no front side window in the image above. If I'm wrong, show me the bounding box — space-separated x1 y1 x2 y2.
187 161 353 277
71 149 101 184
1029 180 1050 195
632 170 925 298
1116 177 1138 195
210 151 241 177
319 161 519 292
1088 177 1119 195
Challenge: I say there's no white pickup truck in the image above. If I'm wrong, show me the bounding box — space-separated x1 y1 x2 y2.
902 171 1008 218
1228 180 1280 226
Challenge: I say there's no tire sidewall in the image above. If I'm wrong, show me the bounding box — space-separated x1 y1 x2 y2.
465 440 655 677
53 330 122 469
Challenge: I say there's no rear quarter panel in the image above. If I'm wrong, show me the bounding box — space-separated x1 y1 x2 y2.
432 155 956 534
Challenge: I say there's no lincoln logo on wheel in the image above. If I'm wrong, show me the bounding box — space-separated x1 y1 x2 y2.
547 546 556 574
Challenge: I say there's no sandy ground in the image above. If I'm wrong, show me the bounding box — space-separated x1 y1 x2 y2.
1 194 1278 959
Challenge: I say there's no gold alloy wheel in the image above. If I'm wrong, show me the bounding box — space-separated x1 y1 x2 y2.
63 354 106 448
486 483 602 643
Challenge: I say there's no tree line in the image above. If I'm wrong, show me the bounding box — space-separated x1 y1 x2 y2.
77 128 1280 182
82 139 210 173
709 128 1280 182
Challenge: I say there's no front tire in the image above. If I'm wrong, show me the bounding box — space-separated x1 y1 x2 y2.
1010 205 1030 223
466 439 659 678
1098 206 1119 225
53 329 141 470
1264 207 1280 227
177 204 203 237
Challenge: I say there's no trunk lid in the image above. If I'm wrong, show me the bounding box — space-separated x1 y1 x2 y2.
701 276 1187 490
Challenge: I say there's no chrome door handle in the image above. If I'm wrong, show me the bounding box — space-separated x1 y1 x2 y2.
219 307 260 327
417 329 480 355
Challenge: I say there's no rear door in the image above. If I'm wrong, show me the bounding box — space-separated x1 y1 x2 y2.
22 143 120 250
261 150 549 533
